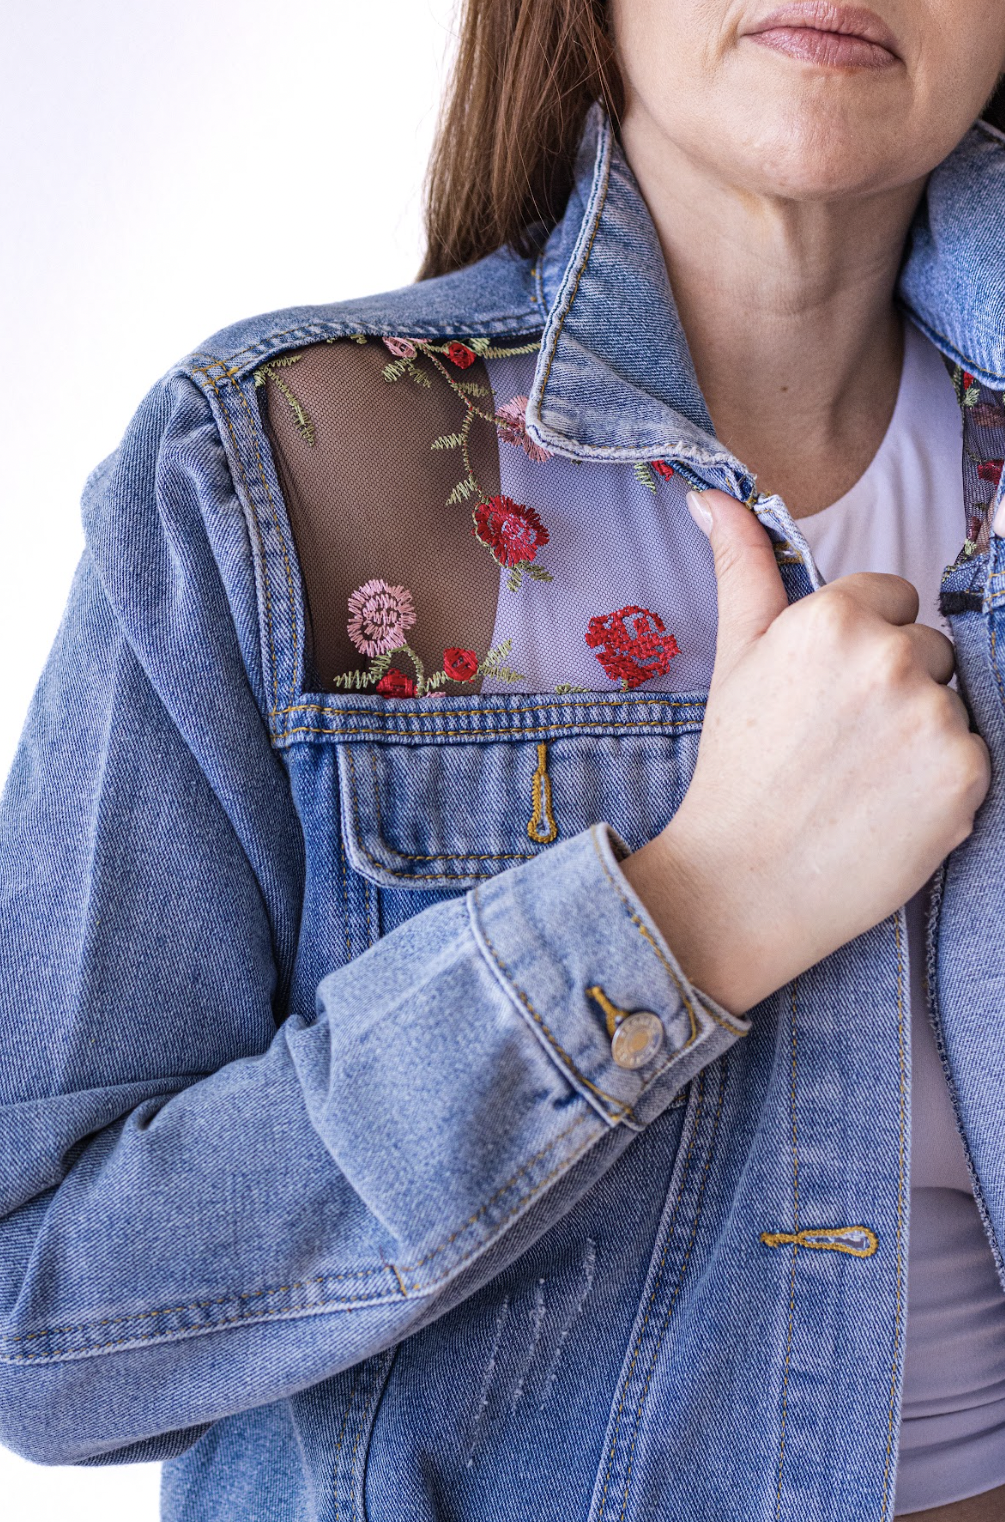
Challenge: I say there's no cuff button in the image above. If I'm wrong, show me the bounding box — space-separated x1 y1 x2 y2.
611 1010 665 1070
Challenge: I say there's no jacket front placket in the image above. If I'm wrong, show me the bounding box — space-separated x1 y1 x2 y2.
525 111 914 1522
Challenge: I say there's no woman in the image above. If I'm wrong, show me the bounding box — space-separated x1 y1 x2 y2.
1 0 1003 1516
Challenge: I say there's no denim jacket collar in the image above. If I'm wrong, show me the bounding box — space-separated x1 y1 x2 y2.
526 105 1005 485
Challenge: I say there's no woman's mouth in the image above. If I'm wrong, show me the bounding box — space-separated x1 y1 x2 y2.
743 2 900 69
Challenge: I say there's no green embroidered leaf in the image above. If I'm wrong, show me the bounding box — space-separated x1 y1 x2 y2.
506 567 524 592
965 386 981 406
526 565 553 582
634 460 657 493
447 475 478 505
478 640 523 684
329 652 395 690
256 358 315 447
421 670 449 695
270 373 315 446
410 367 432 388
453 381 489 397
382 359 410 384
330 668 378 691
555 684 589 694
431 433 465 450
467 336 492 356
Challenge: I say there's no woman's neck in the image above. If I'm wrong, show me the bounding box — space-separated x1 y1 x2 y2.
620 110 928 517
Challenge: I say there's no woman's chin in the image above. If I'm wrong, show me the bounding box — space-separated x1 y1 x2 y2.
720 103 928 201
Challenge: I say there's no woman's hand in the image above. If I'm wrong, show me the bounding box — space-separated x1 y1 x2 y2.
621 489 991 1015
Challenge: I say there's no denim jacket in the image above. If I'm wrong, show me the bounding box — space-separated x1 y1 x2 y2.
3 106 1005 1521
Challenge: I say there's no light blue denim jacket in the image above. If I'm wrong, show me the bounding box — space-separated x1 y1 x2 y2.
3 106 1005 1521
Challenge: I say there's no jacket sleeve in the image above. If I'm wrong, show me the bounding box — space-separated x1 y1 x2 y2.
0 373 746 1464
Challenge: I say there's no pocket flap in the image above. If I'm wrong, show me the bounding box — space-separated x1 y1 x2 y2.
336 720 702 892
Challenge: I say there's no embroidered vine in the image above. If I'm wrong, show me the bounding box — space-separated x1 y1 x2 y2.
948 362 1005 558
332 577 523 698
253 353 315 446
256 337 689 699
379 335 555 589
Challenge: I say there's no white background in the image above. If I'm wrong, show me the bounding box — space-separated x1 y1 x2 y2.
0 1 453 1515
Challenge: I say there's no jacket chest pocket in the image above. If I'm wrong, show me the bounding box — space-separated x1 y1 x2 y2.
283 691 706 1000
329 691 705 888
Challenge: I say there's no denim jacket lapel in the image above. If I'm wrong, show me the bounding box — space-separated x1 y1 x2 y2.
527 107 1005 499
525 107 752 496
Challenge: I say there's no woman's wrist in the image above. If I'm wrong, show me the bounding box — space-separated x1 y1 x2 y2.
620 816 776 1017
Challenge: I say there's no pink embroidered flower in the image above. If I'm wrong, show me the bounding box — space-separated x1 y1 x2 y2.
446 341 476 369
971 402 1004 428
495 396 552 462
347 579 416 656
383 336 417 360
472 496 549 568
443 647 480 682
376 669 416 699
585 606 680 689
651 459 674 480
978 459 1004 486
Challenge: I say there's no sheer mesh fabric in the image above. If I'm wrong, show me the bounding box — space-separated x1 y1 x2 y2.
261 338 507 695
261 335 720 700
261 337 988 702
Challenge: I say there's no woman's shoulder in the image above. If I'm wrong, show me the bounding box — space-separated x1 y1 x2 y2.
175 243 543 384
114 246 549 705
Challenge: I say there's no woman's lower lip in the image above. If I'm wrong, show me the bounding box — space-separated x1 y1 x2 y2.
748 26 896 68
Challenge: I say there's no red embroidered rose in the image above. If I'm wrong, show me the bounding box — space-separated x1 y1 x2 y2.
473 495 549 568
963 372 976 390
376 669 416 699
443 647 479 682
651 459 674 480
978 458 1004 485
585 606 680 689
446 341 476 369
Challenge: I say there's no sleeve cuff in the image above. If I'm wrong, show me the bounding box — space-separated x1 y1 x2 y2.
467 824 749 1131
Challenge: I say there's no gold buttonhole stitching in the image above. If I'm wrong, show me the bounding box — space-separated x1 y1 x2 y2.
527 742 559 844
586 985 631 1038
760 1225 878 1259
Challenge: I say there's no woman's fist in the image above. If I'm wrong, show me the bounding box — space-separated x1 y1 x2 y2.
622 489 990 1014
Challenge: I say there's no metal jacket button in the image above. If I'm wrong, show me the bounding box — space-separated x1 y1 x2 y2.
610 1010 665 1069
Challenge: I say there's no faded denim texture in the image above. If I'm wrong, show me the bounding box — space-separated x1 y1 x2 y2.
3 106 1005 1520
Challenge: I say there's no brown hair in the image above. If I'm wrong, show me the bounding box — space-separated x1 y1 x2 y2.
421 10 1005 282
419 0 623 280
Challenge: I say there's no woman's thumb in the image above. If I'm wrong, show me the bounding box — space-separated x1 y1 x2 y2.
687 489 789 677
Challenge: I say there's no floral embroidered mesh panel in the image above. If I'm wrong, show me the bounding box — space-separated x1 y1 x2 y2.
952 364 1005 555
259 335 1004 700
260 336 719 698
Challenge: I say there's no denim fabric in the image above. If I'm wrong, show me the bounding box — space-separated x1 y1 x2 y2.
3 104 1005 1520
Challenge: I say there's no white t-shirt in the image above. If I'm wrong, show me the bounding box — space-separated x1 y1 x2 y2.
799 320 1005 1515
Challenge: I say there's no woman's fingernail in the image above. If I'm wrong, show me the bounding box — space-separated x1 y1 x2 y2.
686 490 713 535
